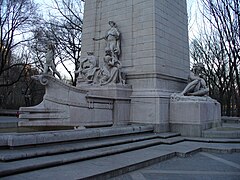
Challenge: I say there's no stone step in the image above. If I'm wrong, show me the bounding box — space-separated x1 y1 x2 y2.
0 125 154 147
202 130 240 139
0 132 158 161
158 136 184 144
0 135 184 177
184 137 240 143
0 122 18 129
0 132 181 161
158 132 181 138
19 107 63 113
18 119 113 127
1 139 240 179
19 112 68 120
202 123 240 139
222 116 240 123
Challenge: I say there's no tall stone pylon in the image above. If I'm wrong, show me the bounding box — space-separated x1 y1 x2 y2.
81 0 190 132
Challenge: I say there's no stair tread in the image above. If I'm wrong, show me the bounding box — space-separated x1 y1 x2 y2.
157 132 180 138
0 133 158 161
19 108 63 113
1 125 154 147
19 113 67 118
1 140 240 179
202 124 240 138
158 136 184 144
0 132 182 161
0 135 185 176
0 139 163 174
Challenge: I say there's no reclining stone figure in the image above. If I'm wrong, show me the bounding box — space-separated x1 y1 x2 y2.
180 63 209 96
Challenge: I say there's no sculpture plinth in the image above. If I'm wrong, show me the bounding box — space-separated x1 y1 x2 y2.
170 95 221 136
19 75 131 128
85 84 132 126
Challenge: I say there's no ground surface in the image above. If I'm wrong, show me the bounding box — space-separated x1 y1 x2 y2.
112 152 240 180
0 116 240 179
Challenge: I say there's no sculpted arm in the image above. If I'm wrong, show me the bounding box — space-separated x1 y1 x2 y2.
188 71 199 81
75 57 88 73
93 37 105 41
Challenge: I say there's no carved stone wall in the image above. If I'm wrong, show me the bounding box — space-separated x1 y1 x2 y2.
81 0 190 132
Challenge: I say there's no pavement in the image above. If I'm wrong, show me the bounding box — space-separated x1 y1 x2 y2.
112 152 240 180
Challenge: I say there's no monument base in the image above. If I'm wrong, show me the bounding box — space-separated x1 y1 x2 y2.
18 75 131 128
83 84 132 126
130 89 172 133
170 95 221 137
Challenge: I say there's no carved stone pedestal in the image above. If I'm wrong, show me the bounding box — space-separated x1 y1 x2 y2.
85 84 132 126
170 95 221 137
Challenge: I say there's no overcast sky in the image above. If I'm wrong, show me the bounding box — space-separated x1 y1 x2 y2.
33 0 201 77
187 0 202 39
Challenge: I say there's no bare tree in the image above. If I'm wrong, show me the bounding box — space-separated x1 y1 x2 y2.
50 0 84 86
30 0 84 86
0 0 39 87
191 0 240 116
190 32 233 115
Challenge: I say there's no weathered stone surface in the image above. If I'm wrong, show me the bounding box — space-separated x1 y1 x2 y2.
0 125 154 147
18 75 114 127
1 137 240 179
18 0 222 138
80 0 189 130
170 96 221 136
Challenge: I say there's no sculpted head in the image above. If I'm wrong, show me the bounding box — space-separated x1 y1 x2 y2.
47 42 54 50
192 63 204 75
108 21 116 27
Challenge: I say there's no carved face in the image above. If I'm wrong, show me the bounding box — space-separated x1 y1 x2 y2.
192 63 204 75
103 55 112 63
109 21 115 27
48 44 52 49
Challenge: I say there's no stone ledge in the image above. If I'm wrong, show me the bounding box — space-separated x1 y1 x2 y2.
1 141 239 179
203 130 240 139
0 133 158 161
222 116 240 123
0 125 154 147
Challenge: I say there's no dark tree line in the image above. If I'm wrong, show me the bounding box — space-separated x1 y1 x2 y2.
190 0 240 116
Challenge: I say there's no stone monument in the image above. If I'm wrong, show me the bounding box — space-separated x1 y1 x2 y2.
18 0 221 137
170 63 221 136
81 0 190 132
